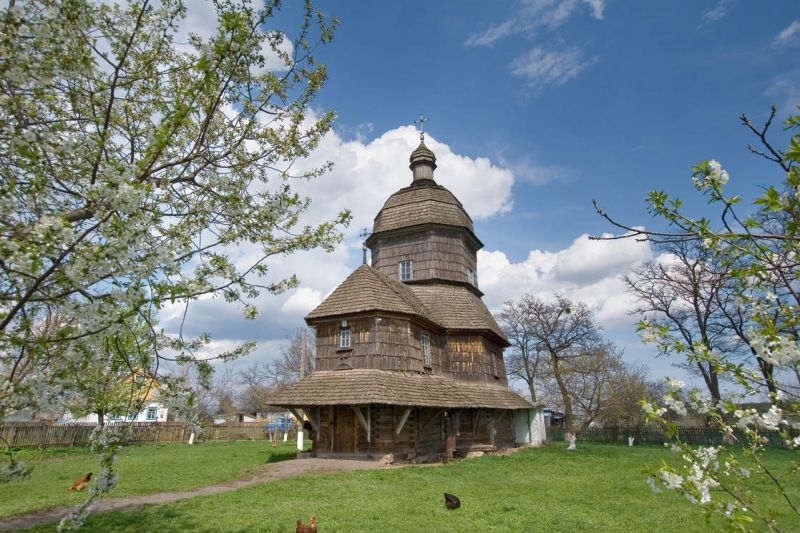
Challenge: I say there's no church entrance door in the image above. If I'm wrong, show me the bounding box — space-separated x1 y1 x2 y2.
333 406 356 453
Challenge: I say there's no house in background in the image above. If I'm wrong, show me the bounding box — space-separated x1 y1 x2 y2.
59 374 170 424
59 401 169 424
272 136 545 462
212 412 268 425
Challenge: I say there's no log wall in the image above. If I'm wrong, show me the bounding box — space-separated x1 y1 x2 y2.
370 229 478 287
309 405 516 460
314 317 443 374
443 335 508 385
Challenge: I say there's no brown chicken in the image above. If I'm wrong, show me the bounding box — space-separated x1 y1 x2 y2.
296 515 317 533
67 472 92 492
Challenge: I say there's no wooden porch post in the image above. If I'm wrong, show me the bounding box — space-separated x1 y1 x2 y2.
444 411 457 463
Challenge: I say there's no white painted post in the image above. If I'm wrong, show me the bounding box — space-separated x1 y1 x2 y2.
297 409 304 451
188 432 195 445
284 410 289 442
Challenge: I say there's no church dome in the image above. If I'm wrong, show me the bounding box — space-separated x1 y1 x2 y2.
372 140 473 235
372 182 474 234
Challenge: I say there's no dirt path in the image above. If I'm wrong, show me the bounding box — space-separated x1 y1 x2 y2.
0 458 393 531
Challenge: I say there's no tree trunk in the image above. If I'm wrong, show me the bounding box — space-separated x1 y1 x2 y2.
550 354 573 431
527 380 537 404
97 408 105 429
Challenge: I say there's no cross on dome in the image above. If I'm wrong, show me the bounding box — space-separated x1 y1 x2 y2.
414 113 428 141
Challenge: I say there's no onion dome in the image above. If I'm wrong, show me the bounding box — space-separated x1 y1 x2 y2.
370 140 476 237
409 140 437 182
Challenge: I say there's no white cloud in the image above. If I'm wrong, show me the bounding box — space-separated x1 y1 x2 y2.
464 0 605 47
478 232 653 327
764 75 800 120
773 20 800 48
161 121 518 363
464 20 518 47
510 46 591 92
699 0 732 27
281 287 323 315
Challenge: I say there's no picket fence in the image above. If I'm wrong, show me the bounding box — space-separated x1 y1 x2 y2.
547 424 794 448
0 422 293 449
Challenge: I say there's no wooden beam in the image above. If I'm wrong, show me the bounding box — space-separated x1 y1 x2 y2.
473 409 482 434
352 405 370 443
395 408 412 436
287 408 304 428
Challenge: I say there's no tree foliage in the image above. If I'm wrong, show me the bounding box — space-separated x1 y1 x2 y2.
596 106 800 530
0 0 345 526
499 293 648 431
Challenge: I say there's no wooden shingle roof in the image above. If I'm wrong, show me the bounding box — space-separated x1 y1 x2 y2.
270 369 534 410
372 182 474 234
306 267 506 343
409 285 508 343
306 264 432 321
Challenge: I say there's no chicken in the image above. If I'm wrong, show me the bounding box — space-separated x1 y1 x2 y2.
296 515 317 533
444 492 461 510
67 472 92 492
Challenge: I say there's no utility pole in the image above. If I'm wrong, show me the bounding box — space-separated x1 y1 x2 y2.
297 328 307 451
300 328 307 378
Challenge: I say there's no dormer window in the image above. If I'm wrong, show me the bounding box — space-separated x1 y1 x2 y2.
398 260 413 281
422 334 431 367
339 322 351 349
467 268 475 285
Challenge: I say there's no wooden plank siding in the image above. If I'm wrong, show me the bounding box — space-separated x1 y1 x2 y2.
314 318 506 385
371 229 479 287
314 317 444 375
445 335 508 385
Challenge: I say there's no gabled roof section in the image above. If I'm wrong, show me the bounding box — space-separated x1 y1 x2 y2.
306 264 433 322
409 284 508 344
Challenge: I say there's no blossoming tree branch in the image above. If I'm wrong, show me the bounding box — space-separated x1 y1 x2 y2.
0 0 347 527
594 106 799 531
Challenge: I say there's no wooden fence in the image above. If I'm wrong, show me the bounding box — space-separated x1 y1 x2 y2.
547 425 794 448
0 422 295 449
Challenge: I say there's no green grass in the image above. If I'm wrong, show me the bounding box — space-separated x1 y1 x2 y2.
0 440 299 518
17 442 800 532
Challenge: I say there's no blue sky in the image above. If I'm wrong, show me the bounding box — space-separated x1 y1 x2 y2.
316 0 798 255
164 1 800 394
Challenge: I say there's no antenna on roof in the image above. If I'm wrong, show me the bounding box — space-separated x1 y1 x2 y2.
414 113 428 142
358 228 370 265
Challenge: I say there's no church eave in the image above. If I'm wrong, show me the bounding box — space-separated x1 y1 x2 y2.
305 309 443 333
365 222 483 251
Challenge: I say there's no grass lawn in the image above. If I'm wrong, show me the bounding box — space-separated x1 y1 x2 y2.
17 442 800 532
0 440 299 518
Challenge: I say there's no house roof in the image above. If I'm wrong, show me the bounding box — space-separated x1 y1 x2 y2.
306 264 433 321
372 182 474 235
409 284 507 343
269 369 535 410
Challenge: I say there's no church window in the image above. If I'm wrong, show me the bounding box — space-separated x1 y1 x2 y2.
398 260 413 281
491 352 498 377
339 327 351 349
467 268 475 285
422 334 431 367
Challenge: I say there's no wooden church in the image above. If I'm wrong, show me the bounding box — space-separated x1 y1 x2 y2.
272 135 544 462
